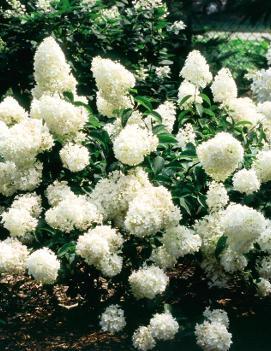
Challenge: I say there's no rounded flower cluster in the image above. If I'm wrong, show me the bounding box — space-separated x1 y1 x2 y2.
195 308 232 351
256 278 271 297
0 118 54 167
206 181 229 212
1 193 41 242
221 204 266 254
113 124 158 166
257 256 271 280
180 50 212 88
31 95 88 141
0 96 28 126
220 248 248 273
248 68 271 103
161 225 201 258
0 238 29 274
45 194 102 233
176 123 196 148
99 305 126 334
60 143 89 172
33 36 77 98
154 101 176 132
197 132 244 181
177 80 202 109
257 225 271 254
91 57 135 118
132 326 156 351
129 265 169 299
76 225 123 277
150 246 177 269
149 312 178 340
232 168 260 194
125 185 181 237
253 150 271 183
227 97 260 125
27 248 60 284
211 68 237 103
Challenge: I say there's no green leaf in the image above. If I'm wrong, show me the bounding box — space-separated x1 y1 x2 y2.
158 133 177 144
152 156 165 175
195 103 203 117
58 242 76 258
120 108 133 128
179 95 192 106
200 93 211 106
215 235 227 260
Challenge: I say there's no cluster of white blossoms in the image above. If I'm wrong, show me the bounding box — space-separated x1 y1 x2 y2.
91 57 135 117
60 142 89 172
248 68 271 103
99 305 126 334
129 265 169 299
178 80 202 109
197 132 244 181
161 225 201 260
155 65 171 79
232 168 261 194
33 37 77 98
226 97 260 125
253 149 271 183
113 124 158 166
76 225 123 277
180 50 212 88
100 5 120 19
154 101 176 132
26 248 60 284
168 20 186 34
45 189 102 233
0 96 28 126
256 277 271 297
36 0 55 12
31 95 88 142
1 193 41 242
221 203 266 254
206 181 229 212
132 312 178 351
176 123 196 148
0 238 29 274
220 247 248 273
133 0 165 10
195 307 232 351
125 185 181 237
211 68 237 104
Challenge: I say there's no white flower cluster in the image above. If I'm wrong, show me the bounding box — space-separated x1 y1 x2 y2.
1 193 41 242
232 168 260 194
253 150 271 183
154 101 176 132
4 0 26 17
31 95 88 142
180 50 212 88
0 96 27 126
99 304 126 333
45 188 102 233
133 0 165 10
256 278 271 297
33 37 77 98
90 168 152 225
76 225 123 277
60 142 89 172
197 132 244 181
221 203 266 254
113 124 158 166
36 0 54 12
129 265 169 299
161 225 201 260
211 68 237 104
178 80 202 109
132 311 178 351
257 224 271 254
206 181 229 212
168 20 186 34
220 248 248 273
176 123 196 148
125 185 181 237
195 308 232 351
248 68 271 103
226 97 260 125
91 57 135 117
0 238 29 274
155 65 171 79
27 248 60 284
257 256 271 280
